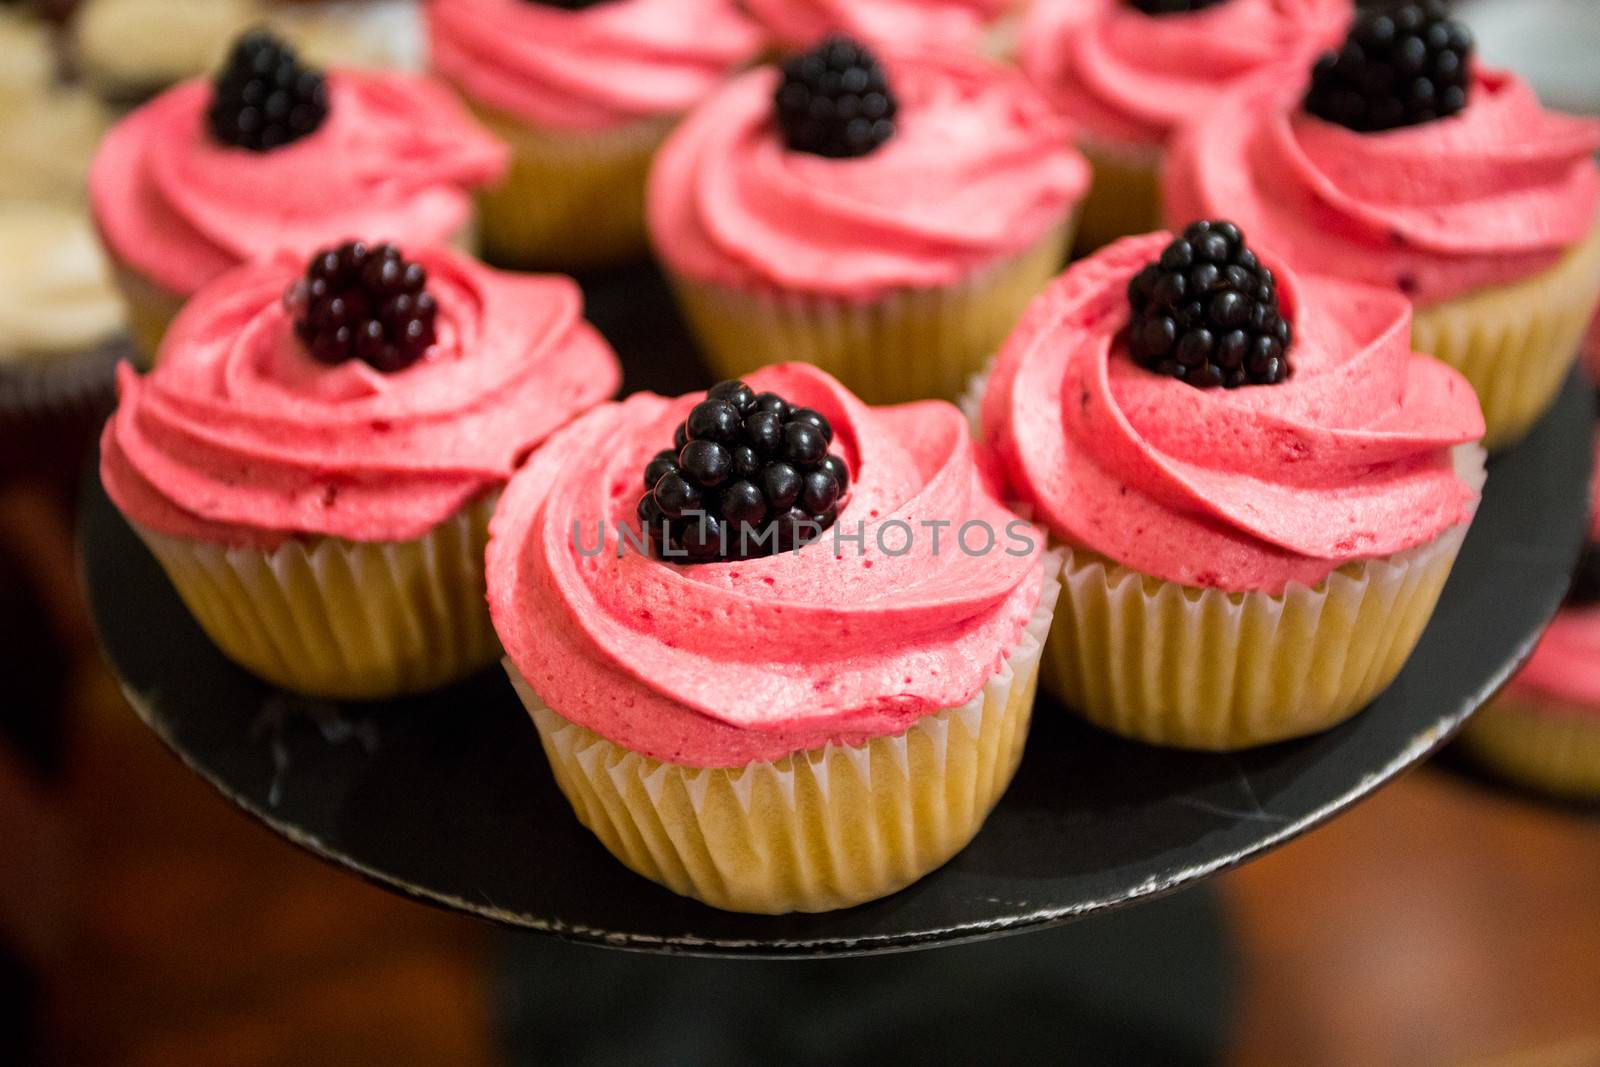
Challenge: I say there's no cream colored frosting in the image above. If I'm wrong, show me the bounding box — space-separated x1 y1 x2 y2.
0 10 112 204
0 202 124 361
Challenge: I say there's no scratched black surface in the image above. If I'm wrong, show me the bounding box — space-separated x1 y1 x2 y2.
81 263 1594 957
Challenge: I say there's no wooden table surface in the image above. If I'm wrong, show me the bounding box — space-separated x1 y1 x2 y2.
3 479 1599 1067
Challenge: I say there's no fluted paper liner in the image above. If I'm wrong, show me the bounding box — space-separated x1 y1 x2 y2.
509 554 1061 915
130 493 501 699
1459 693 1600 800
1411 216 1600 451
962 374 1484 749
465 102 674 270
666 221 1073 406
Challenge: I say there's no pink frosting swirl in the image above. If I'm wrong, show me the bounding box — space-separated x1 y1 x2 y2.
978 232 1484 594
1508 606 1600 713
742 0 1013 53
1164 71 1600 305
102 246 620 548
648 53 1088 298
487 364 1046 767
1020 0 1350 149
426 0 763 132
90 72 507 298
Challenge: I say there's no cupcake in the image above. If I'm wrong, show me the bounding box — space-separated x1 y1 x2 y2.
741 0 1019 58
1163 2 1600 451
649 37 1088 406
1459 487 1600 800
100 242 621 699
1019 0 1349 253
972 223 1485 750
0 7 127 479
487 364 1057 913
89 29 506 360
73 0 426 104
427 0 762 270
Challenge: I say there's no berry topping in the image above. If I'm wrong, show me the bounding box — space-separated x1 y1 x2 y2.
775 35 898 159
638 379 851 562
1126 0 1227 14
1304 1 1472 133
1126 221 1292 389
207 30 330 152
287 242 437 373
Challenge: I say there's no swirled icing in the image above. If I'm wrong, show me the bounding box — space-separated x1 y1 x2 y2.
742 0 1013 53
978 232 1483 593
102 246 619 547
487 363 1046 767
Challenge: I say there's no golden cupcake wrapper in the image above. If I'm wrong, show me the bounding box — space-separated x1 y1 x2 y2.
107 220 481 367
130 493 501 700
960 378 1483 749
464 102 674 271
1411 216 1600 452
510 553 1062 915
1074 138 1162 256
665 221 1073 407
1458 693 1600 800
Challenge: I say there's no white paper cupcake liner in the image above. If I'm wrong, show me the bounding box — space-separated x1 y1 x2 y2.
130 493 501 699
509 552 1062 914
666 221 1073 406
1459 692 1600 800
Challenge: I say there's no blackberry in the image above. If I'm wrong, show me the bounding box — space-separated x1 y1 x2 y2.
1568 545 1600 607
207 30 330 152
775 35 898 159
287 242 437 373
1126 0 1227 14
1126 221 1292 389
638 379 851 562
1304 1 1472 133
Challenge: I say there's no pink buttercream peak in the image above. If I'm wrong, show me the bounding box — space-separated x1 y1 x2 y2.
487 363 1046 767
1021 0 1351 149
91 71 507 298
743 0 1013 53
1163 70 1600 305
427 0 763 131
649 51 1088 299
101 245 620 547
979 232 1484 593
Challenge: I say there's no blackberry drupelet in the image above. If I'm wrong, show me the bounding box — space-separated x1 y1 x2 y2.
1304 1 1472 133
1126 220 1292 388
638 379 851 562
775 35 898 159
288 242 438 373
207 30 330 152
1126 0 1227 14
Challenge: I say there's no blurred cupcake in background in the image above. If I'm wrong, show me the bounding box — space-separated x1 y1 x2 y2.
1460 438 1600 800
649 36 1088 404
742 0 1021 58
1020 0 1350 252
89 29 505 360
427 0 762 270
1164 1 1600 450
971 223 1485 749
72 0 426 104
100 241 621 699
487 364 1058 913
0 4 127 481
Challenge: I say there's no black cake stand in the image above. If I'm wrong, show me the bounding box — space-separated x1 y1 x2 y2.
80 263 1594 957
